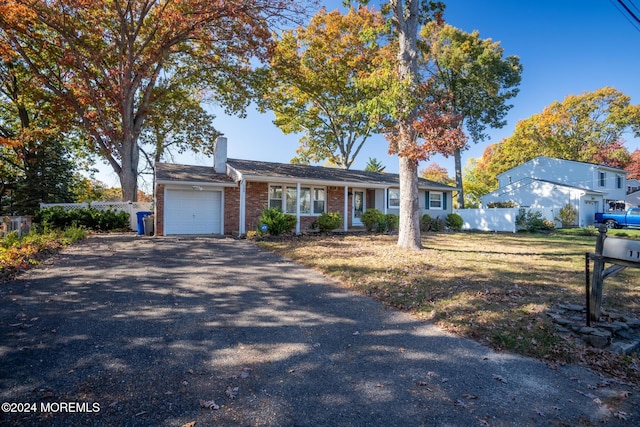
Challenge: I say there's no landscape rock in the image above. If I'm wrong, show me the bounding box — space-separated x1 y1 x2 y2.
548 304 640 355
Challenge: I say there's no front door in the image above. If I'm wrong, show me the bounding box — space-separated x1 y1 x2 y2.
353 190 365 226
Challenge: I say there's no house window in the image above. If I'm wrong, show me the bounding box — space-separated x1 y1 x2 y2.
299 187 311 214
313 188 325 214
269 186 283 210
285 187 297 214
429 192 444 209
269 185 326 215
599 172 606 187
617 175 622 189
388 189 400 209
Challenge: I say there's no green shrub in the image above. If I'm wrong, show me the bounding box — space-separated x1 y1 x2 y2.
317 212 343 232
516 208 555 232
361 209 385 232
257 208 296 236
384 214 399 232
421 214 445 232
432 216 445 232
420 214 432 232
446 213 463 231
35 206 129 231
555 203 578 228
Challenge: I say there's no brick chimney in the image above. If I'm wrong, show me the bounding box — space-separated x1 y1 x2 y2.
214 136 227 173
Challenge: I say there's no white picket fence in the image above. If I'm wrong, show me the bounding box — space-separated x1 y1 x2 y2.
453 207 556 233
39 202 153 231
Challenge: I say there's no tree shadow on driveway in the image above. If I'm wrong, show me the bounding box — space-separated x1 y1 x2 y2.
0 234 637 426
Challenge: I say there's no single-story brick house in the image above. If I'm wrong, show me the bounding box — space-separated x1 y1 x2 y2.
154 137 458 236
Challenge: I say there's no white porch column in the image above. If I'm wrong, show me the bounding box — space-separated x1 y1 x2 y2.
344 185 349 231
239 179 246 235
384 188 388 214
296 182 301 234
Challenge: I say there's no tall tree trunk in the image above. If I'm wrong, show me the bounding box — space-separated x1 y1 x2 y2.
395 0 422 250
118 136 139 202
397 154 421 249
454 147 464 208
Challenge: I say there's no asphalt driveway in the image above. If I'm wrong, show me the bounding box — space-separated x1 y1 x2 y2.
0 233 638 426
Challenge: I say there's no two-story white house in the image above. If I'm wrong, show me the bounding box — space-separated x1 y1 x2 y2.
480 156 628 227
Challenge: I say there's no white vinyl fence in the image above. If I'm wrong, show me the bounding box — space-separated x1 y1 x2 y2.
453 207 556 233
39 202 153 231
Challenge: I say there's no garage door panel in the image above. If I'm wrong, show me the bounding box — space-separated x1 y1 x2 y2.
165 189 221 235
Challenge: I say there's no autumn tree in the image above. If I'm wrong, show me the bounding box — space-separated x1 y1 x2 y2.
0 59 79 214
419 163 454 186
419 22 522 208
0 0 306 201
483 87 640 180
346 0 446 249
628 149 640 180
137 84 221 187
262 6 392 169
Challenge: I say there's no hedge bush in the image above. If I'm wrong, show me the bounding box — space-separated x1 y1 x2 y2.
35 206 130 231
516 208 555 232
257 208 297 236
446 213 463 231
361 209 385 232
317 212 343 232
420 214 445 232
384 214 399 232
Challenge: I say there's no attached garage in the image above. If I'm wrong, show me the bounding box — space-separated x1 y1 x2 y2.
163 188 224 235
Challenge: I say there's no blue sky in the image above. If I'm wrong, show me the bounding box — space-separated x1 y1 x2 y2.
96 0 640 191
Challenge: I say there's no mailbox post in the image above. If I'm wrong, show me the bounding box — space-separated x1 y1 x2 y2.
588 225 640 321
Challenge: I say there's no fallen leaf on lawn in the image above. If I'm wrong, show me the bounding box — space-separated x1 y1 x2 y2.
614 411 628 420
240 368 251 379
181 422 196 427
199 399 219 410
226 386 238 399
492 374 507 384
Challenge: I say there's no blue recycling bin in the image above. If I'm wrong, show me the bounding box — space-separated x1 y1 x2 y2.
136 211 152 235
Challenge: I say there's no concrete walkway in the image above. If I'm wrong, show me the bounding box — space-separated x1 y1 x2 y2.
0 234 637 426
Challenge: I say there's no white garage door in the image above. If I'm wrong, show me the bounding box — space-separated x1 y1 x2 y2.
165 189 222 235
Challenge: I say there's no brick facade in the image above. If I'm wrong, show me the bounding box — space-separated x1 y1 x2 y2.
244 181 268 232
155 184 165 236
327 186 351 228
224 186 240 234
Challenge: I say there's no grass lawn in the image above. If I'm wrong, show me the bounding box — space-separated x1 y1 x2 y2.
257 230 640 383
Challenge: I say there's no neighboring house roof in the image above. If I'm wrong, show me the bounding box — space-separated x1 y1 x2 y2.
627 189 640 207
496 156 628 180
157 158 458 191
482 177 602 199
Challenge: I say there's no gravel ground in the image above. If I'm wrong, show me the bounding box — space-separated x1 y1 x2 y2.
0 233 638 426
